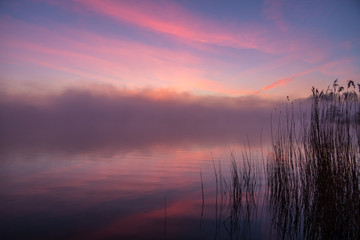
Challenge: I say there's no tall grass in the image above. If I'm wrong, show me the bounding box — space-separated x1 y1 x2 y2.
210 80 359 239
213 149 259 240
267 80 360 239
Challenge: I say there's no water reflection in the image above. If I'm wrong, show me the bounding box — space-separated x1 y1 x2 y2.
2 121 359 239
0 89 276 239
2 87 360 239
1 130 265 240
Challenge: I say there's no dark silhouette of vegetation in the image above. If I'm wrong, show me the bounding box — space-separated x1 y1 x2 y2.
212 80 359 239
267 79 360 239
212 149 259 240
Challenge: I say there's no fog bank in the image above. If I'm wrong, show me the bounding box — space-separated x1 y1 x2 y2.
0 89 299 151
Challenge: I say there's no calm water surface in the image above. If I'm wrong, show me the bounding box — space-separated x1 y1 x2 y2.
0 136 271 240
2 93 359 239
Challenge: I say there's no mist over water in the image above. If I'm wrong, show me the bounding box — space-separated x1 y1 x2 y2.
1 0 359 238
0 89 286 150
0 89 317 239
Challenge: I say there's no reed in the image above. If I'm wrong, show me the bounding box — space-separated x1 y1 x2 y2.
267 80 360 240
211 80 359 239
213 149 258 240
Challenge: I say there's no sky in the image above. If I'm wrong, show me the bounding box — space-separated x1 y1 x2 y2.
1 0 359 99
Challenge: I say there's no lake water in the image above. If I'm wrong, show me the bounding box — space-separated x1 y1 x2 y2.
2 94 358 239
1 92 282 239
0 132 273 240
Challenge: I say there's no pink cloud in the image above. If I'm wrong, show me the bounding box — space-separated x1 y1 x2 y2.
254 75 295 94
0 1 348 98
70 0 271 52
41 0 334 61
1 17 255 96
77 1 330 57
262 76 294 91
255 58 356 94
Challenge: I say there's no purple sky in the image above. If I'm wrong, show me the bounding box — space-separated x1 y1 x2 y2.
1 0 359 99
